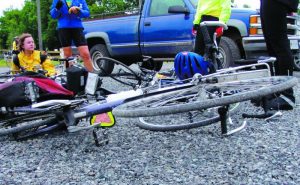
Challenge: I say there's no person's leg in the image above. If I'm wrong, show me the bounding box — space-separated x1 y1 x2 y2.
72 28 94 72
194 15 218 56
77 45 93 72
261 0 293 76
260 0 295 110
62 47 72 58
58 28 73 57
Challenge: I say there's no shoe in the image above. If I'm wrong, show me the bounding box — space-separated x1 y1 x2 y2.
251 97 263 107
265 95 295 110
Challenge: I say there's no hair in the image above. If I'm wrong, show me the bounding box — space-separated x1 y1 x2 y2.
18 33 33 51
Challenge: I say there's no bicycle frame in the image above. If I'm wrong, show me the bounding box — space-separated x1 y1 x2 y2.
30 61 272 133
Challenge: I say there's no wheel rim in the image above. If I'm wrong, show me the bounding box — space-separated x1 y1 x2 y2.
294 55 300 70
91 51 104 71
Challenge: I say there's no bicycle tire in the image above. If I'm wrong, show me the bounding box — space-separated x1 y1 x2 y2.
113 76 297 117
137 103 240 131
96 57 142 89
0 115 58 137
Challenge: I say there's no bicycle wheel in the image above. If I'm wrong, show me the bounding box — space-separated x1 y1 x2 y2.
95 57 142 91
0 113 59 137
137 103 240 131
113 76 297 117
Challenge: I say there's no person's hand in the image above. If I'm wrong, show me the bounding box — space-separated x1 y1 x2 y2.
68 6 80 14
215 27 224 37
55 0 63 10
192 24 199 36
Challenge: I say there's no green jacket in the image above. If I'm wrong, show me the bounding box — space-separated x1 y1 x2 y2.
193 0 232 25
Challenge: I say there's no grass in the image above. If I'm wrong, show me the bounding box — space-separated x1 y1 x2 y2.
0 59 12 68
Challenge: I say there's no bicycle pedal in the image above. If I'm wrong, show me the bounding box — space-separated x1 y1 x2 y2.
93 129 109 147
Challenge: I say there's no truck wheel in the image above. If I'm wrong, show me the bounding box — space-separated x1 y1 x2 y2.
138 60 163 72
293 55 300 71
90 44 114 74
219 37 241 68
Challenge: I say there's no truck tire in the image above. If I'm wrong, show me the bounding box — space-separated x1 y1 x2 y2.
293 55 300 71
219 36 241 68
90 44 114 74
138 60 163 72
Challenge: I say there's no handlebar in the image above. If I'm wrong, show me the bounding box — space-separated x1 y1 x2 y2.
51 57 78 62
200 21 228 30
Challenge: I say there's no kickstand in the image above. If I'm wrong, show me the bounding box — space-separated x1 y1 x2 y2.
218 105 247 136
243 97 282 121
92 127 109 147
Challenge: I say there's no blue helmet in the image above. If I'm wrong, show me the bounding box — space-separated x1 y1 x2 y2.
174 51 214 80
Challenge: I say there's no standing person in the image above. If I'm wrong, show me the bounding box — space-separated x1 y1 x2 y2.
12 36 20 55
50 0 94 72
192 0 232 56
11 33 56 77
260 0 298 110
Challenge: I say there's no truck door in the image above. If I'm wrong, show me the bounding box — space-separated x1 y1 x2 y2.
140 0 194 57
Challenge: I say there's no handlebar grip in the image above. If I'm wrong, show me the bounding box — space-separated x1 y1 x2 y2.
200 21 228 30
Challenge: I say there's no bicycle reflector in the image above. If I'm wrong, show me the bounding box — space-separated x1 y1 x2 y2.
90 112 115 127
174 51 213 80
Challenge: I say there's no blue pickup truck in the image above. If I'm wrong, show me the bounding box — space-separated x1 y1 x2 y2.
83 0 300 73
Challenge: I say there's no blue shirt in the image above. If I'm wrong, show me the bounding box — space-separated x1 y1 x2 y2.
50 0 90 29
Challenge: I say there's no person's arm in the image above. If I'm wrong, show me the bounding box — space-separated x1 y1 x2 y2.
77 0 90 18
193 0 202 25
50 0 63 19
218 0 231 24
42 58 56 77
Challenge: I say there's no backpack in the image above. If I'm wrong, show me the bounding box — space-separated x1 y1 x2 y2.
0 76 74 107
12 53 47 71
13 76 74 102
0 80 38 107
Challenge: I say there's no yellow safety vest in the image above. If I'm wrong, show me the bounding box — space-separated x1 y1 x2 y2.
11 50 56 77
193 0 232 25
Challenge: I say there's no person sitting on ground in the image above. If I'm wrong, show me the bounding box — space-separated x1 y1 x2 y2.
11 33 56 77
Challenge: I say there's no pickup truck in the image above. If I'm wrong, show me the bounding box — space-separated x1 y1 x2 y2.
83 0 300 73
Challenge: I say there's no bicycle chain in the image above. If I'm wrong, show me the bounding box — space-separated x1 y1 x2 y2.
1 100 84 124
1 108 60 125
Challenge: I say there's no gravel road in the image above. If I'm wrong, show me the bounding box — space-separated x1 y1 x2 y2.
0 63 299 184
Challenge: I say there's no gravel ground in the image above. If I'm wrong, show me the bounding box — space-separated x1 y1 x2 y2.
0 63 300 184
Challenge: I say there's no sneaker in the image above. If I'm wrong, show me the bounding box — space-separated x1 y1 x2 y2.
265 95 295 110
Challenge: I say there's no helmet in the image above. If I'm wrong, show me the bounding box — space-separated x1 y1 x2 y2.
174 51 214 80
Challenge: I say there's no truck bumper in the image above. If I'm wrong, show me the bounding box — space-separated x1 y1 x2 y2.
242 36 300 60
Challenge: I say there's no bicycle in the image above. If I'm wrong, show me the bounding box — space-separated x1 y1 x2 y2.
0 56 158 141
111 21 298 135
0 22 297 144
0 56 297 145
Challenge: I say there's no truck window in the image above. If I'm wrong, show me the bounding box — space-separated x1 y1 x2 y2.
149 0 186 16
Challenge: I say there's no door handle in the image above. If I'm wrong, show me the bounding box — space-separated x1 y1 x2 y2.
144 22 151 26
